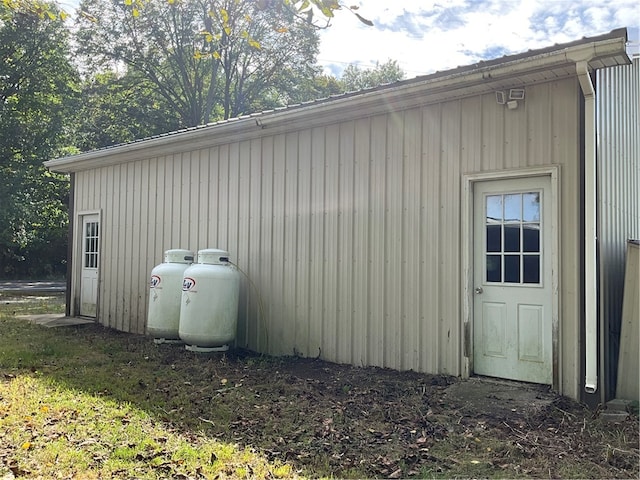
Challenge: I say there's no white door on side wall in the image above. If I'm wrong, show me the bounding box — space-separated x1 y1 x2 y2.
473 176 552 384
80 214 100 317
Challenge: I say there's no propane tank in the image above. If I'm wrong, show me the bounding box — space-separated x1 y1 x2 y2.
179 249 240 352
147 249 194 343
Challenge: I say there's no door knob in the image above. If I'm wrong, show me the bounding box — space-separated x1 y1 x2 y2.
474 287 483 294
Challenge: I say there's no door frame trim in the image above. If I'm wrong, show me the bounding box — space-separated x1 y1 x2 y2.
461 166 561 390
74 210 102 318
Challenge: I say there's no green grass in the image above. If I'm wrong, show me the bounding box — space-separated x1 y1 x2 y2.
0 291 66 316
0 373 298 479
0 294 298 479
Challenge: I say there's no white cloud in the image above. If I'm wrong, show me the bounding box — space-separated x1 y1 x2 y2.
318 0 640 78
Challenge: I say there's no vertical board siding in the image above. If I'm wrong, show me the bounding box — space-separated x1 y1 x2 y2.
421 105 442 373
504 97 527 169
105 166 116 328
296 131 312 355
133 160 146 329
439 101 462 375
72 77 584 384
284 133 299 353
481 94 504 170
597 58 640 397
246 139 263 349
550 78 582 399
402 108 422 370
384 113 403 369
257 138 274 350
368 114 387 367
235 142 250 345
337 121 355 364
353 118 371 367
323 125 340 360
308 128 325 356
526 82 552 165
114 164 126 332
271 135 287 355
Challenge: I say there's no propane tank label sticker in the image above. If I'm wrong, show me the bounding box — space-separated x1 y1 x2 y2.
182 277 197 292
150 275 161 288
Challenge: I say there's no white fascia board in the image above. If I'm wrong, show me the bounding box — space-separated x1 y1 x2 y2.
44 117 259 172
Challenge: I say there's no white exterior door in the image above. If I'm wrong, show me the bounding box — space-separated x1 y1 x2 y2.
473 177 552 384
80 214 99 317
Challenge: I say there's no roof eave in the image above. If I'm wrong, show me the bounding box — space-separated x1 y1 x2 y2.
45 29 630 173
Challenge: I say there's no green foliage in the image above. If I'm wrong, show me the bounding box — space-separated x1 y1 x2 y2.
0 0 385 283
256 0 373 29
75 0 321 126
256 67 346 108
3 0 373 28
72 71 182 151
0 2 78 278
340 59 406 91
0 0 68 21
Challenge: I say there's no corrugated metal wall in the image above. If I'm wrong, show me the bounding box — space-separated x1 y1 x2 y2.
72 77 583 393
596 57 640 398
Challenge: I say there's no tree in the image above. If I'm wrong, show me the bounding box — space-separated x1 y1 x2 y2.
72 70 182 151
2 0 372 28
259 69 346 108
75 0 323 126
0 0 68 20
259 0 374 28
0 2 78 277
340 60 406 91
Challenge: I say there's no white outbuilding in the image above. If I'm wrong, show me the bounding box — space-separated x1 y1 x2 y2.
45 28 639 405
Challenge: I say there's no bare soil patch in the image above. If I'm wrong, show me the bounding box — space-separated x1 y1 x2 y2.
191 351 637 478
79 331 638 479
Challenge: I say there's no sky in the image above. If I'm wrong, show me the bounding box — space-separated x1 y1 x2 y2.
317 0 640 78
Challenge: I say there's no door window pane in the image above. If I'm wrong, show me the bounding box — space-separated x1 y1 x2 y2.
486 255 501 282
523 224 540 252
523 193 540 222
484 191 542 285
504 225 520 252
504 255 520 283
504 194 522 221
83 221 99 269
523 255 540 283
486 195 502 221
486 225 501 252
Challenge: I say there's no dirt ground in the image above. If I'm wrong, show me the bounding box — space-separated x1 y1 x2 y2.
150 347 639 478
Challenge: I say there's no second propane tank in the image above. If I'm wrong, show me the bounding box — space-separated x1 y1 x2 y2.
179 249 240 352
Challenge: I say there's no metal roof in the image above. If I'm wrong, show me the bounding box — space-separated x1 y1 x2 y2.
45 27 631 172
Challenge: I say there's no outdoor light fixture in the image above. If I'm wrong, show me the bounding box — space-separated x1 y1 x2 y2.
509 88 525 100
496 88 525 110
